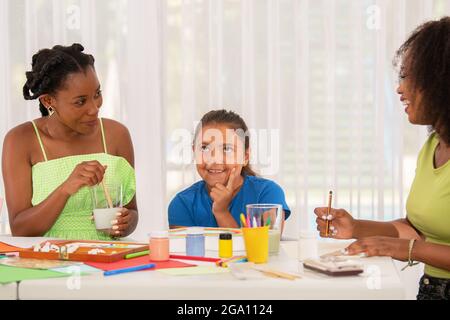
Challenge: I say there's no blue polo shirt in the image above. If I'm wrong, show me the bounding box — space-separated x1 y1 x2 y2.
168 175 291 227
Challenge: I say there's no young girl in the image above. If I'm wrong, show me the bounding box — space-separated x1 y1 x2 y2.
168 109 290 229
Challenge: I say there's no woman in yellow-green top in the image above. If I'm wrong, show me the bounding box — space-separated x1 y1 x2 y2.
314 17 450 300
1 43 138 240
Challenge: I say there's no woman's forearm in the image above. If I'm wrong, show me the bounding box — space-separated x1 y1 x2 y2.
353 220 399 239
352 218 421 240
412 241 450 272
10 185 70 236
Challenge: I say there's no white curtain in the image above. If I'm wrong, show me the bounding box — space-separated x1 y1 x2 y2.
163 0 448 239
0 0 449 239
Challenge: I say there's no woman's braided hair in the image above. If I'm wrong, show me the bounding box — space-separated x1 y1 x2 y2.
23 43 95 116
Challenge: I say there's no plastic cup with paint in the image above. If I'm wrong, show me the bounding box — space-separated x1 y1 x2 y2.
246 204 283 255
298 230 318 261
91 183 123 231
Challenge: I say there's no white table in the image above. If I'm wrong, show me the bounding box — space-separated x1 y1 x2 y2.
14 238 405 300
0 283 17 300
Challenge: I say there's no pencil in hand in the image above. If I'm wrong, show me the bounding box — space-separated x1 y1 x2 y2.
325 191 333 237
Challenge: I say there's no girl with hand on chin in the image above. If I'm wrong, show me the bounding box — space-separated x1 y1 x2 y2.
169 109 290 230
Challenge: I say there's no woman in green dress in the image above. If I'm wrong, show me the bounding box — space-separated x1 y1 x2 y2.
2 43 138 240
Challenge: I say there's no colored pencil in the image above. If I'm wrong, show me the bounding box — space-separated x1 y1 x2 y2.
325 191 333 237
216 255 248 267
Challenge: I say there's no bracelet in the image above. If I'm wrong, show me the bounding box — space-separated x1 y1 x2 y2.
401 239 419 271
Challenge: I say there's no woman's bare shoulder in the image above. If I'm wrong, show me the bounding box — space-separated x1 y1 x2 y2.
4 121 36 148
3 121 39 164
101 118 130 136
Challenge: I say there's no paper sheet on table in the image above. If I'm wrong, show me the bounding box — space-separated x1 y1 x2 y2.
320 250 367 261
157 266 230 276
85 255 196 271
50 264 103 274
0 265 69 284
0 257 81 269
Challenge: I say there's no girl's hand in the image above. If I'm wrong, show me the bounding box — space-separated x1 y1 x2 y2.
107 208 138 238
61 161 106 196
210 168 240 216
346 237 410 261
314 207 356 239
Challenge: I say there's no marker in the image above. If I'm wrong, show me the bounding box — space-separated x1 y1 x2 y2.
266 216 271 227
125 250 150 259
240 213 247 228
103 263 155 276
246 214 251 228
252 217 258 228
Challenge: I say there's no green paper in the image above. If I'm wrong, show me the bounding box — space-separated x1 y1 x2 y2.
0 265 70 284
157 266 230 276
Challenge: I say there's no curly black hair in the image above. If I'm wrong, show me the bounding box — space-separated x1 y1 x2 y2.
394 16 450 144
194 109 258 177
23 43 95 117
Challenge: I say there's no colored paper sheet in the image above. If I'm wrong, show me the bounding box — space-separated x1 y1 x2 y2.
0 257 81 270
0 265 69 284
0 242 23 254
85 255 196 271
157 266 230 276
50 264 103 274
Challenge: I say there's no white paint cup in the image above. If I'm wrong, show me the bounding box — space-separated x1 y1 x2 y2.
93 207 120 231
298 230 318 261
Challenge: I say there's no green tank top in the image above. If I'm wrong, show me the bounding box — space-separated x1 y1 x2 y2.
30 118 136 240
407 132 450 279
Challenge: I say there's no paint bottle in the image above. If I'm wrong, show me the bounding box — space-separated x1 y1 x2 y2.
149 231 170 261
186 227 205 256
218 233 233 258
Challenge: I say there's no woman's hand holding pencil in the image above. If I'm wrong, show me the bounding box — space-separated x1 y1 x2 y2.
313 206 356 239
61 161 106 196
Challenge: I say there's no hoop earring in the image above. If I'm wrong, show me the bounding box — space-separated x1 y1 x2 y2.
47 106 55 117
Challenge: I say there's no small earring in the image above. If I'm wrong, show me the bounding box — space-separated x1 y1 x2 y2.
47 106 54 116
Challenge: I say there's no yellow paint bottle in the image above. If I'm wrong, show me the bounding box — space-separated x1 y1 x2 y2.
219 233 233 258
